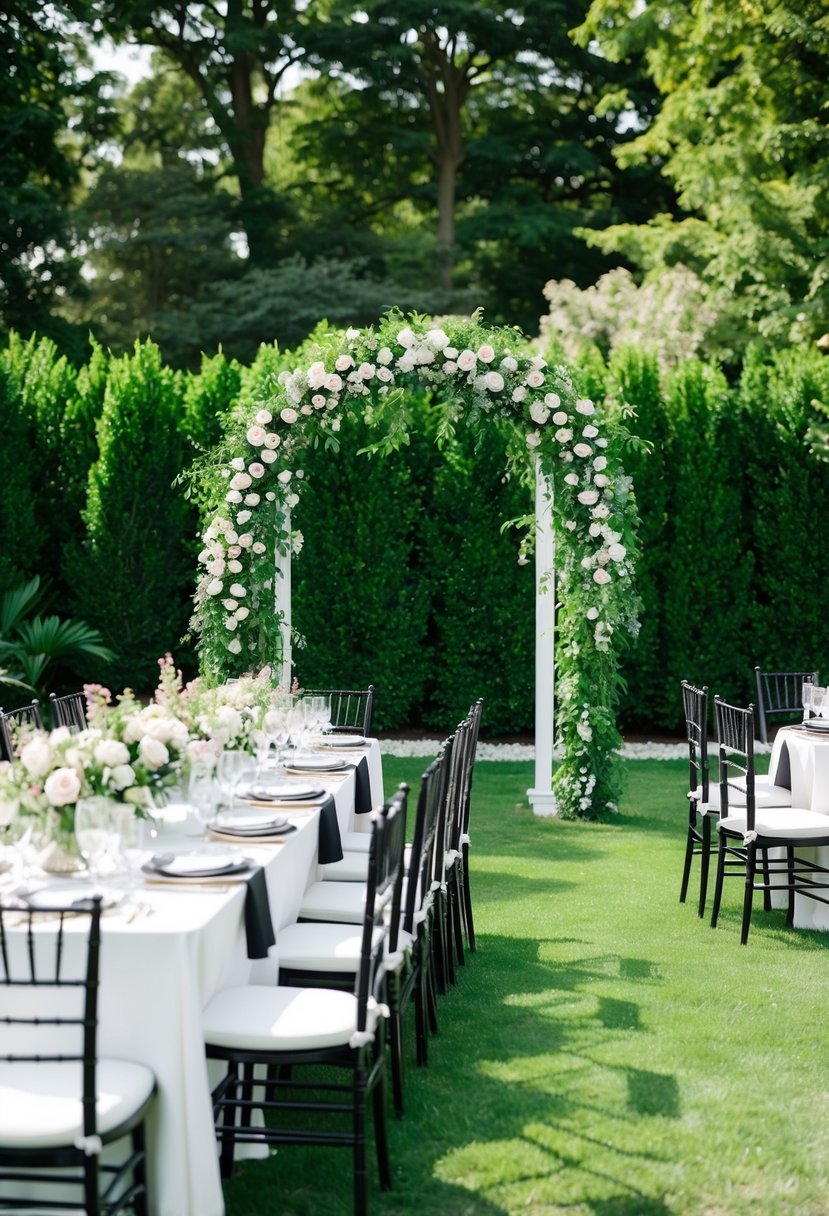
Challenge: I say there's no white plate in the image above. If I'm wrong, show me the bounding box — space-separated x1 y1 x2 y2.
239 781 323 801
805 719 829 731
152 851 238 876
26 884 118 911
287 754 348 771
213 811 287 832
319 734 365 748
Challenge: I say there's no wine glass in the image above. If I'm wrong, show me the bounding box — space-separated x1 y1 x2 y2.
75 796 120 877
811 685 825 721
217 749 253 812
303 695 332 739
802 679 814 723
258 705 291 774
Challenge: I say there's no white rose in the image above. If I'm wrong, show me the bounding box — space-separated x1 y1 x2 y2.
477 344 496 363
555 428 573 444
325 374 343 392
484 371 504 392
227 638 242 655
578 490 600 506
457 350 477 371
44 767 81 807
501 356 518 372
280 407 298 424
236 606 250 621
564 473 580 486
248 463 265 479
255 409 272 425
206 578 223 596
94 739 130 768
229 473 251 491
335 354 353 371
593 568 612 585
594 474 610 488
377 347 393 365
594 456 608 472
246 425 266 446
573 443 593 458
526 370 545 388
529 401 550 426
552 411 568 425
377 366 394 383
426 328 449 350
397 326 416 348
264 432 280 449
608 543 627 562
583 424 599 439
278 470 292 484
586 607 599 620
226 490 243 504
526 431 542 449
512 386 527 402
227 560 243 573
236 510 251 525
20 736 55 779
237 533 253 548
230 457 245 472
229 583 246 597
252 542 266 555
260 448 277 464
244 493 261 506
139 736 169 770
545 393 561 408
109 763 136 791
576 399 595 415
443 361 458 374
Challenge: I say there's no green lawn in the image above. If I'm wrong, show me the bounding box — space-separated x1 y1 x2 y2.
223 756 829 1216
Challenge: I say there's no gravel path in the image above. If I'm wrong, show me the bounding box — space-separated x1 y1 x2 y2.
379 737 772 761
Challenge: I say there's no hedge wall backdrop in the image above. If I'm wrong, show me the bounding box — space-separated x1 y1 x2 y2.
2 329 828 733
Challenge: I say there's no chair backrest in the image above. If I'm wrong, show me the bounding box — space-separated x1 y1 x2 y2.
681 680 710 803
754 666 818 744
49 690 88 733
355 785 408 1029
714 697 756 831
1 699 44 734
0 897 102 1143
306 687 374 736
0 715 12 764
457 698 483 840
401 756 444 938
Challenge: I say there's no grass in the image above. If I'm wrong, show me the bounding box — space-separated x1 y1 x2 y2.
222 756 829 1216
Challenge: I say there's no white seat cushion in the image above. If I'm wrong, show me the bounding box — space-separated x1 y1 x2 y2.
320 851 370 882
718 807 829 840
299 881 367 924
0 1059 155 1150
696 777 792 812
279 922 383 972
203 985 383 1051
340 830 372 853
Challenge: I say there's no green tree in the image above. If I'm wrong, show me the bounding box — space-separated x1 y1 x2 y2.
90 0 309 268
0 2 117 354
575 0 829 350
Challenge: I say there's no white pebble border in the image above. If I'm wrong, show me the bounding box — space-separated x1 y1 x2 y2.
379 738 772 761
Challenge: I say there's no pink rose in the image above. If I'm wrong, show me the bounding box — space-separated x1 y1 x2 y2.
246 425 266 446
457 350 477 371
576 399 595 415
593 568 611 585
325 374 343 392
248 463 265 478
525 370 545 388
44 767 81 807
477 344 495 364
573 443 592 458
335 355 353 371
280 407 298 424
485 371 504 392
229 472 252 491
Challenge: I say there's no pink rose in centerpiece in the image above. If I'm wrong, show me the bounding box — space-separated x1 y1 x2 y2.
44 767 81 807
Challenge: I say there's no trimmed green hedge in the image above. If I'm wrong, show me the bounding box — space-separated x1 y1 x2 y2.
2 329 828 733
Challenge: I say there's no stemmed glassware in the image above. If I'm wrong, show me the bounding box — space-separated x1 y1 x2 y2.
217 749 253 813
810 685 826 721
258 705 291 775
303 695 332 740
75 796 121 877
802 679 815 723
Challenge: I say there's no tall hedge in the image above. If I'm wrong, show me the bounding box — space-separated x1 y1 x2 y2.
67 340 197 689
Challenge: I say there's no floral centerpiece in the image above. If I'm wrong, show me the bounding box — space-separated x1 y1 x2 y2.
0 686 192 871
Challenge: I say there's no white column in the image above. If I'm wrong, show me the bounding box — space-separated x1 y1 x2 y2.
527 458 557 816
274 507 292 688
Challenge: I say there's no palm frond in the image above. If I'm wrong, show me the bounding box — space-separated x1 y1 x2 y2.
0 577 43 635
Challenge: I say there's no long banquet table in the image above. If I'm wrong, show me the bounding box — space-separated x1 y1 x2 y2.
0 740 384 1216
767 724 829 930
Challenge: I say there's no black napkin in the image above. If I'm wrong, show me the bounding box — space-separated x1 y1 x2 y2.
317 794 344 864
244 866 276 960
772 741 792 791
353 755 373 815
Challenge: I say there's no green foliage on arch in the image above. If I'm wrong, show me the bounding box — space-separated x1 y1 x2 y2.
188 311 640 818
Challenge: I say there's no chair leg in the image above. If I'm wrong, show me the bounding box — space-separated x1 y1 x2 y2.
786 847 796 927
353 1070 368 1216
389 997 405 1118
433 892 450 994
451 878 465 968
698 815 711 918
84 1156 100 1216
462 844 476 950
218 1065 239 1180
680 813 696 904
371 1054 392 1191
130 1121 149 1216
710 835 727 928
761 847 772 911
741 842 756 945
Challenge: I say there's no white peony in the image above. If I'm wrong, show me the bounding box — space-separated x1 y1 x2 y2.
20 736 55 779
44 767 81 807
109 763 136 791
94 739 130 768
139 736 169 770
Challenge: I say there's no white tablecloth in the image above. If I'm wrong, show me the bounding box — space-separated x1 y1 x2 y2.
0 740 382 1216
768 726 829 929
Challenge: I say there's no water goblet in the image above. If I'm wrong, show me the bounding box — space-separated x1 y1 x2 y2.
802 679 814 723
811 685 826 721
75 796 120 877
217 749 253 812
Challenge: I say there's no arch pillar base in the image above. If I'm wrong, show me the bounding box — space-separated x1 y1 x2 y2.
527 788 559 817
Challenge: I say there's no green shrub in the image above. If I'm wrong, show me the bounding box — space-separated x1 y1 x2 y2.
68 340 197 690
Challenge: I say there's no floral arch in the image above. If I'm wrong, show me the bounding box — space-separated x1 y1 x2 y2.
190 311 640 820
